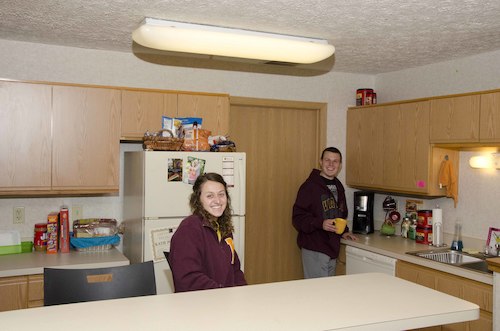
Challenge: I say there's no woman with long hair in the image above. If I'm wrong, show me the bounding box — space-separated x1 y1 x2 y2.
169 172 246 292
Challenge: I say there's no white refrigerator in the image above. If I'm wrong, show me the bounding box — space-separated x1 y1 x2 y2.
122 151 246 294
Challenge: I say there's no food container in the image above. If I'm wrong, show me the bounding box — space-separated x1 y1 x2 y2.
0 230 22 255
34 223 47 251
70 235 120 252
21 241 33 253
416 226 433 245
417 210 433 227
73 218 118 238
356 88 374 106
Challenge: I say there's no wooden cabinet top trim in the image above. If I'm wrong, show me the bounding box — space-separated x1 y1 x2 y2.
348 87 500 110
0 78 229 97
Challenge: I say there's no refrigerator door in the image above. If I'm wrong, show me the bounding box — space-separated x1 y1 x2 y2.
143 217 183 294
232 215 245 271
142 151 246 218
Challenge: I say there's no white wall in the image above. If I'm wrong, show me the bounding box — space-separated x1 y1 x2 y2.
0 39 373 240
373 50 500 245
2 39 498 248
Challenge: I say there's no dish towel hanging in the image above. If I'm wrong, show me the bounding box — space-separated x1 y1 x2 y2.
438 159 458 207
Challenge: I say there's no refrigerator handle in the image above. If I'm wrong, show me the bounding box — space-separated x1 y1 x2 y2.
237 156 246 213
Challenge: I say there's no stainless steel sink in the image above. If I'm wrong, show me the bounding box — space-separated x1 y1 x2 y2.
406 249 492 274
414 250 483 264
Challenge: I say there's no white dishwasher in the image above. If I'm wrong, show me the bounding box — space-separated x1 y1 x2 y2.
346 245 396 276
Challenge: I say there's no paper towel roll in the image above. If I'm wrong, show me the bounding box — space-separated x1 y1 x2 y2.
432 208 443 225
432 208 443 246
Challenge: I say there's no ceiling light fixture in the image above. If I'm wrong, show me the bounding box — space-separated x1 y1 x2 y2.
132 18 335 64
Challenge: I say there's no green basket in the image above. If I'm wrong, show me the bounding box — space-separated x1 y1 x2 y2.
0 244 22 255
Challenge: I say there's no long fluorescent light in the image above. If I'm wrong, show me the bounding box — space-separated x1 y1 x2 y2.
132 18 335 64
469 154 500 169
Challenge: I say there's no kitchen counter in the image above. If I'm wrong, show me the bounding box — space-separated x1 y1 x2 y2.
0 248 129 277
487 257 500 272
0 273 478 331
342 232 493 285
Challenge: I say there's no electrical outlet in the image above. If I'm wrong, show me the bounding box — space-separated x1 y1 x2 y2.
72 205 83 220
13 207 25 224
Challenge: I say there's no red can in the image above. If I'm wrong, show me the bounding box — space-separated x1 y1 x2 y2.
34 223 47 252
417 210 433 227
356 89 374 106
416 226 433 245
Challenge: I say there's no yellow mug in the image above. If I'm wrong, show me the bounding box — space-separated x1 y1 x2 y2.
333 218 347 234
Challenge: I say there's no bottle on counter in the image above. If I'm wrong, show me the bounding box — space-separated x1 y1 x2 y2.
450 220 463 251
408 220 417 240
401 217 410 238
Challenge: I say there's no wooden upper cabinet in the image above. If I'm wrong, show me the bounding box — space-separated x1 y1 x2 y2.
52 85 121 191
121 90 177 139
178 94 230 136
346 101 457 196
346 107 384 188
479 91 500 142
383 101 431 193
0 82 52 191
430 94 480 143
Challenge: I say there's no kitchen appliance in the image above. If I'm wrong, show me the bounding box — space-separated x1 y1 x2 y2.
122 151 246 294
346 246 396 276
352 191 374 234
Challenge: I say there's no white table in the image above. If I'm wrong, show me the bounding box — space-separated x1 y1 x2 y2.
0 273 478 331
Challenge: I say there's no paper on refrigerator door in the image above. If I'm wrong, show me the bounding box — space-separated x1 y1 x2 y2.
150 227 177 262
222 156 235 187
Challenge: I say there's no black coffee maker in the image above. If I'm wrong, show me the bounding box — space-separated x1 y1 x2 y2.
352 191 375 234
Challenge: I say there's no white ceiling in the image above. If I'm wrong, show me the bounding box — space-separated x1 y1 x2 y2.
1 0 500 75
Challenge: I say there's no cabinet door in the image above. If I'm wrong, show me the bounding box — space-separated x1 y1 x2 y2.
335 244 346 276
52 85 121 191
395 260 436 289
178 94 229 136
383 101 431 193
479 91 500 142
345 107 384 188
430 95 480 143
27 274 44 308
0 276 28 311
0 82 51 191
121 90 177 139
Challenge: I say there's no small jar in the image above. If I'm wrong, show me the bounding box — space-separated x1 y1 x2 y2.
34 223 47 252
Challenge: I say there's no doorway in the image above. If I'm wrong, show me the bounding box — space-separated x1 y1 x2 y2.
229 97 326 284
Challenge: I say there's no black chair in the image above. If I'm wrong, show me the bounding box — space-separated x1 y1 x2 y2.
163 251 171 266
44 261 156 306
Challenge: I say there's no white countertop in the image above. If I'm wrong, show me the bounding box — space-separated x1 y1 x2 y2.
0 248 129 277
0 273 478 331
342 232 493 285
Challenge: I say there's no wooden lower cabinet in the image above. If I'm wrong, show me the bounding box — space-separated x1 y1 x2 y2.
0 274 44 312
335 244 346 276
27 274 44 308
396 260 492 331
